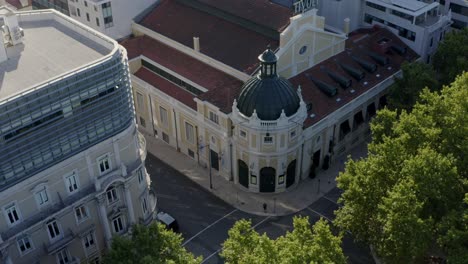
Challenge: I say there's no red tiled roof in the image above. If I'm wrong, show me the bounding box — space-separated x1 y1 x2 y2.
139 0 279 74
290 27 419 128
135 67 198 111
121 35 244 113
192 0 292 31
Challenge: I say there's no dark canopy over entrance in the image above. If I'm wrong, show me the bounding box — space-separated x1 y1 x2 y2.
238 160 249 188
260 167 275 193
286 160 296 188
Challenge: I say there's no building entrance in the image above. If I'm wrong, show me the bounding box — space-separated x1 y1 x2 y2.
238 160 249 188
260 167 275 192
286 160 296 188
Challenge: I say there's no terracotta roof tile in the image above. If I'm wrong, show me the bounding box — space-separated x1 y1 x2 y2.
120 35 244 113
290 27 419 128
134 67 198 111
138 0 279 74
192 0 292 31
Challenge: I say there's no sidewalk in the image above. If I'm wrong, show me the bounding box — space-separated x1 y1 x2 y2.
144 133 369 216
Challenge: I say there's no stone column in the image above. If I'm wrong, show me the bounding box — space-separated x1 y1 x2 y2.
97 195 112 248
124 183 136 225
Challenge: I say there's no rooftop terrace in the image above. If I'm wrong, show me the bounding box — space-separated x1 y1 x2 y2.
0 8 115 102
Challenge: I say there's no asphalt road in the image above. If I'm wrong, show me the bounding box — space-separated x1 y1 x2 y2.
147 153 373 264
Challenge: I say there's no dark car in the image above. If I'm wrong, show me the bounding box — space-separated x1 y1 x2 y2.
156 211 179 232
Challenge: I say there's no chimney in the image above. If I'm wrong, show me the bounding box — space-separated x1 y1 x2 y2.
4 9 23 46
343 18 350 35
193 37 200 52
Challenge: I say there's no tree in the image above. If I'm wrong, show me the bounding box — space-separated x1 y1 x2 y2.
221 217 346 264
389 62 439 111
438 194 468 264
432 27 468 85
103 223 202 264
335 72 468 263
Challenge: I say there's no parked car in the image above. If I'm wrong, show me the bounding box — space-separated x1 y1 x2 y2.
156 211 179 232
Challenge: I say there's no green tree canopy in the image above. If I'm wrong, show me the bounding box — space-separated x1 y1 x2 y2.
221 217 346 264
432 28 468 85
335 72 468 263
103 223 202 264
388 61 439 111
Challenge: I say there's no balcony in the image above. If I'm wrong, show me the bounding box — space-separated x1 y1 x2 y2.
138 132 147 161
45 229 75 254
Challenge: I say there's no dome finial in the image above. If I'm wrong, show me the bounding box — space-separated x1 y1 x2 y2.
258 45 277 78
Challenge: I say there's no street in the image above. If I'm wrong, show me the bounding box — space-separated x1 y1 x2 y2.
147 153 373 263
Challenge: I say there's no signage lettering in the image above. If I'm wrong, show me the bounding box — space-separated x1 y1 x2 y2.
293 0 317 14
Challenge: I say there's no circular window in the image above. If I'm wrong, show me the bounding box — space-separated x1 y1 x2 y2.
299 45 307 55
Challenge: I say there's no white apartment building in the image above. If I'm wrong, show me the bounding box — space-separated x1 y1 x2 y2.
362 0 452 62
272 0 452 61
0 6 155 264
67 0 158 40
438 0 468 29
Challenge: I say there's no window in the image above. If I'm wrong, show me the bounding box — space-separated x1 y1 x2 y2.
17 235 34 255
47 220 62 241
139 117 146 127
74 205 88 223
264 136 273 144
162 132 169 144
56 248 70 264
353 111 364 130
366 1 386 12
209 111 219 124
4 203 21 226
106 186 118 204
141 197 148 215
35 186 49 207
188 149 195 158
430 37 433 47
250 175 257 185
339 120 351 141
84 1 88 7
97 154 111 175
185 122 194 143
136 92 144 110
102 2 113 28
86 13 90 22
278 175 285 184
77 8 80 17
82 232 96 251
290 130 297 139
112 216 124 233
137 168 145 184
94 5 98 12
366 103 377 120
239 130 247 139
159 106 168 127
64 172 79 194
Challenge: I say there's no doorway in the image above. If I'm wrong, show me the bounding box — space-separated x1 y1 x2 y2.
260 167 276 193
238 160 249 188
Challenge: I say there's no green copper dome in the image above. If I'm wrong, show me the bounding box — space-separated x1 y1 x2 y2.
236 48 300 121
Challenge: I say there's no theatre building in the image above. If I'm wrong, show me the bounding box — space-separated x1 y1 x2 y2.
122 0 418 193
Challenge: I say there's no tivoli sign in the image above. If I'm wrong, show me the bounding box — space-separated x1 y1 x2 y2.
293 0 318 14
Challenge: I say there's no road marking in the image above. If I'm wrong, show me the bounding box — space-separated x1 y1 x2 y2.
201 248 222 263
200 216 271 263
182 209 238 246
321 195 340 206
306 207 333 222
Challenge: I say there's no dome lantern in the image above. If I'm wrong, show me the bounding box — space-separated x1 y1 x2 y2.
236 47 300 121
